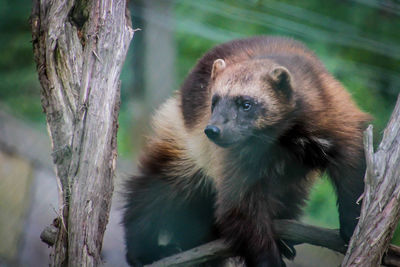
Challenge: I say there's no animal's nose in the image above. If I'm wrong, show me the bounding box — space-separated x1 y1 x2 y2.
204 125 221 141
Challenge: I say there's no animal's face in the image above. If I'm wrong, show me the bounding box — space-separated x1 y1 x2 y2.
204 59 295 148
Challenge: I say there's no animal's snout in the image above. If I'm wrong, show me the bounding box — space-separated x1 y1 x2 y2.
204 125 221 141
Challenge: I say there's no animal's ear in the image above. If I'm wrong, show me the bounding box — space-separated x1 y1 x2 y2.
269 66 292 100
211 59 226 80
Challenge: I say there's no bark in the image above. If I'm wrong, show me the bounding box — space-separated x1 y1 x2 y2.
145 220 400 267
342 95 400 266
30 0 133 266
145 219 345 267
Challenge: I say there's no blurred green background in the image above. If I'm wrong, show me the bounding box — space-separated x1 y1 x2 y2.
1 0 399 265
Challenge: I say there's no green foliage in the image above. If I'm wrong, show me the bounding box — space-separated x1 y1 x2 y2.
304 176 339 228
0 0 43 122
117 106 134 158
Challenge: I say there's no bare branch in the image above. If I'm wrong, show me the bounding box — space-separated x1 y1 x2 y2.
146 219 400 267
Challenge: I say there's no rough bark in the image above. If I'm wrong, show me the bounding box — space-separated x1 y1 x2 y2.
30 0 133 266
342 95 400 266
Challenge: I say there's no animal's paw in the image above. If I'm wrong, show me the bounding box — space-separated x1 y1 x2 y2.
278 239 296 260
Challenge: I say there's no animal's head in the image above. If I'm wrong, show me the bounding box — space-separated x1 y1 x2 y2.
204 58 296 148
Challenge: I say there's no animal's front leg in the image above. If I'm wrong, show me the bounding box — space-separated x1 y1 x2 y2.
215 188 285 267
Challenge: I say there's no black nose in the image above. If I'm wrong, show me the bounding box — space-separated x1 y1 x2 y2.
204 125 221 141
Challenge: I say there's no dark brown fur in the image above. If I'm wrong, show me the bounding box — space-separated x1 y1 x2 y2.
123 36 370 267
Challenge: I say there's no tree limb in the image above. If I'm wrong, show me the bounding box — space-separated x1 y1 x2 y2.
145 219 400 267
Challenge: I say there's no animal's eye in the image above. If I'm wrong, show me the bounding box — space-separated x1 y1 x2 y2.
242 101 252 111
211 95 220 111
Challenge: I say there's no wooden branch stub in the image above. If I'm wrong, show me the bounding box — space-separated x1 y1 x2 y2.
363 125 375 187
40 224 59 247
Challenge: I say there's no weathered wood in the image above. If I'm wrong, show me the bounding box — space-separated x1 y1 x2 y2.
145 220 346 267
30 0 133 266
342 95 400 266
0 108 135 174
40 223 58 247
273 219 346 254
146 219 400 267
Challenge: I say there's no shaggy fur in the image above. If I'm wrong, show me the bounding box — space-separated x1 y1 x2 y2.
123 36 370 267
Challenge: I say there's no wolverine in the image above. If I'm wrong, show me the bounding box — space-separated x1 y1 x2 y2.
122 36 370 267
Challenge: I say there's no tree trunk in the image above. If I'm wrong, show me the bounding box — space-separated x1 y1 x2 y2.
342 95 400 266
30 0 133 266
